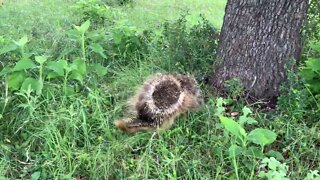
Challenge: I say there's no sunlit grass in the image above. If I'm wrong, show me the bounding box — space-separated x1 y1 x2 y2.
0 0 78 57
119 0 227 30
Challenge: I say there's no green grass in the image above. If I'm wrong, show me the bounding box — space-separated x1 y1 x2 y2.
119 0 227 30
0 0 320 179
0 0 78 57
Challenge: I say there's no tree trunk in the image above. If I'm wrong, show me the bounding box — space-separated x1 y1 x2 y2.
210 0 309 99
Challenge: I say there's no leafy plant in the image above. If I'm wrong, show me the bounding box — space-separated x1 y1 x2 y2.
225 78 245 99
304 0 320 41
276 58 319 123
0 35 29 62
304 170 320 180
300 42 320 109
70 20 91 60
216 98 277 151
67 20 110 63
103 0 134 6
13 35 28 58
0 33 107 96
215 98 279 179
162 14 219 75
74 0 113 27
258 157 289 180
107 22 149 61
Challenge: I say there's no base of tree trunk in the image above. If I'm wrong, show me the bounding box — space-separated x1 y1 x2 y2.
210 0 308 99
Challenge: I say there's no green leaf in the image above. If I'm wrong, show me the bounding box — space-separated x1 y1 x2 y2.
21 77 43 95
245 117 257 124
242 106 252 117
266 150 285 161
46 60 67 76
243 146 264 159
306 80 320 92
90 43 107 58
265 157 282 171
216 97 226 107
248 128 277 147
64 85 75 96
91 63 107 77
300 67 316 81
215 97 226 116
304 170 320 180
74 26 81 32
228 145 245 158
0 66 11 77
47 72 60 79
306 58 320 72
12 58 36 72
16 35 28 47
0 44 18 55
70 58 86 83
214 107 225 116
76 20 90 34
67 29 80 39
35 56 47 65
30 171 41 180
239 116 257 125
90 43 104 53
310 42 320 53
70 71 84 84
7 71 27 90
112 31 123 45
59 60 69 70
71 58 86 75
219 115 246 140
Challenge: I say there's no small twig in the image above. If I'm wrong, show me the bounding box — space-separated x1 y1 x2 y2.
245 75 257 99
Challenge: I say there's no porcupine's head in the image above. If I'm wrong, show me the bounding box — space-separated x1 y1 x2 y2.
173 74 204 110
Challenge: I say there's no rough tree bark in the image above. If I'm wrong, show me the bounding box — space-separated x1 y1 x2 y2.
210 0 309 99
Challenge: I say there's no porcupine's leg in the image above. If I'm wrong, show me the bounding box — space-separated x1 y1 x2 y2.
159 117 175 131
114 118 157 133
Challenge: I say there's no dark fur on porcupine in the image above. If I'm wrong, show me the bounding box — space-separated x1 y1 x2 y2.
114 73 203 133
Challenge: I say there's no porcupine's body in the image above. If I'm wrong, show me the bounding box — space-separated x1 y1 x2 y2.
114 73 203 133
